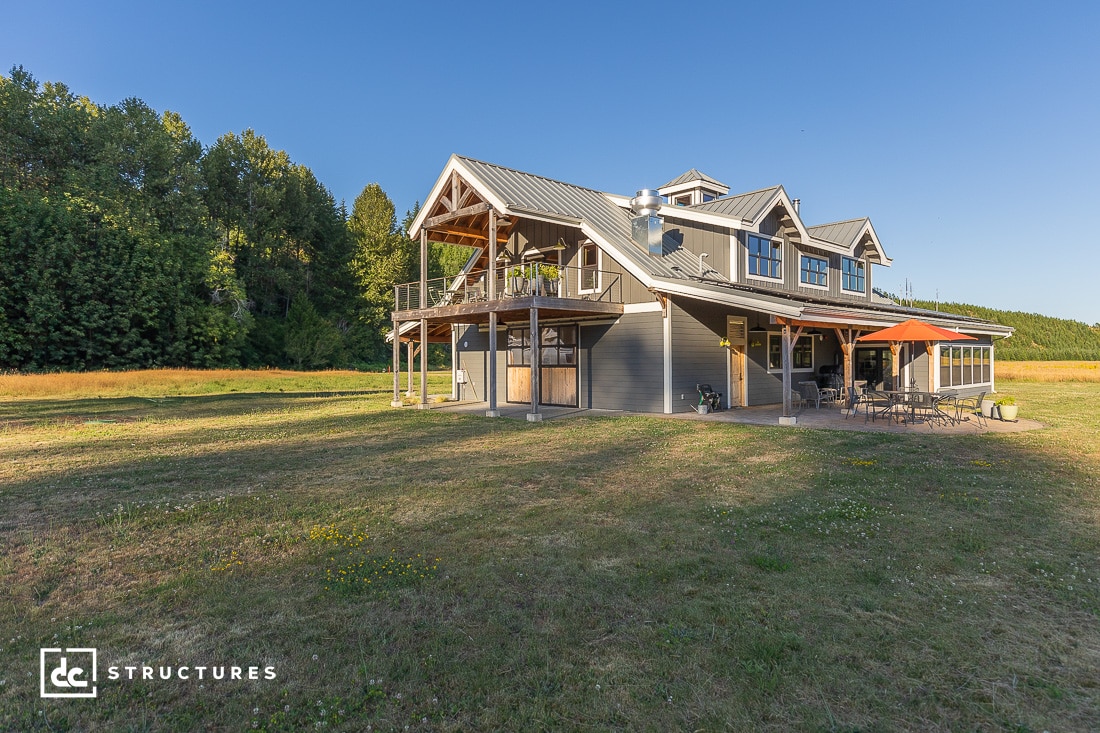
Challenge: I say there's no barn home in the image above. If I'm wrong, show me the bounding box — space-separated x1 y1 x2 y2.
390 155 1011 421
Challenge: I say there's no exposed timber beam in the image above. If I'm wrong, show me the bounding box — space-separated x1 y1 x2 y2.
426 224 509 243
426 202 492 228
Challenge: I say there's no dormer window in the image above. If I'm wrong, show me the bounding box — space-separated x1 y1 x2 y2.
701 192 716 203
673 194 691 207
747 234 782 280
842 257 865 292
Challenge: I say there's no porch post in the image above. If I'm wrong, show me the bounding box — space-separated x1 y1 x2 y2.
391 317 402 407
406 341 414 395
451 325 458 400
528 307 542 421
419 230 429 409
927 342 936 393
889 342 900 392
419 319 428 408
486 207 500 417
780 323 794 425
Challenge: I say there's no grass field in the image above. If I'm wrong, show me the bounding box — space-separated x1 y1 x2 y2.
1 369 1098 731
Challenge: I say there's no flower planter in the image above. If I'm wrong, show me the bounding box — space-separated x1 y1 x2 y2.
998 404 1019 421
980 399 995 418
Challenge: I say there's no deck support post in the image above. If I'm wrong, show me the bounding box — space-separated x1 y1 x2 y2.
780 323 795 425
486 207 500 417
451 325 458 400
418 230 429 409
391 312 402 407
406 341 414 395
528 306 542 421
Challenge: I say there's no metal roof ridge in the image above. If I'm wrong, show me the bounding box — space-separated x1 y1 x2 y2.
454 154 612 197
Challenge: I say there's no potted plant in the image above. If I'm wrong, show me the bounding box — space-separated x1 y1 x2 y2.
541 265 560 296
995 395 1018 421
509 266 527 295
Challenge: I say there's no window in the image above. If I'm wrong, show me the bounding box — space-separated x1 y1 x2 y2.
579 241 599 292
800 255 828 287
768 333 813 371
842 257 865 292
701 192 716 203
747 234 782 279
673 194 691 207
508 326 577 366
939 344 992 387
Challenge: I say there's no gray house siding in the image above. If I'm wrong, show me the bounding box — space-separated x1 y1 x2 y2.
670 301 726 413
661 217 732 282
454 324 507 405
582 311 663 412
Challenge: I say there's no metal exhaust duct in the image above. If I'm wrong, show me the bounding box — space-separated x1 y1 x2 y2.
630 189 664 256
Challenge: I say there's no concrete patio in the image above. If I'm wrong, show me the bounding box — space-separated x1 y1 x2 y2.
419 399 1043 434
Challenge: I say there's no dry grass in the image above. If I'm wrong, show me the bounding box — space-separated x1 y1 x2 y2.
998 360 1100 382
0 367 400 399
0 371 1097 731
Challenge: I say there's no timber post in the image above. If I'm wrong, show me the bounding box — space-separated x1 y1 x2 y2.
780 323 795 425
418 230 429 409
528 306 542 421
390 292 402 408
486 207 500 417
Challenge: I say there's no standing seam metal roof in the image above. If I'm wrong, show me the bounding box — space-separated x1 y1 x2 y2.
691 186 782 222
806 218 869 247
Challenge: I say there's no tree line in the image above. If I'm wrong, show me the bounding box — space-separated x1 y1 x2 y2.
908 300 1100 361
0 67 462 372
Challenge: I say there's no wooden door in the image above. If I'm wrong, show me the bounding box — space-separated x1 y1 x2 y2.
727 317 747 407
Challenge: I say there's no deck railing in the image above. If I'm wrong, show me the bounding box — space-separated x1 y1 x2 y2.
394 263 622 312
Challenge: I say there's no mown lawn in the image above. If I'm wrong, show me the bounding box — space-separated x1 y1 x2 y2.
0 371 1098 731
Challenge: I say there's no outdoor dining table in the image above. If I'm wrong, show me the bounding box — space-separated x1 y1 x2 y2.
878 390 955 426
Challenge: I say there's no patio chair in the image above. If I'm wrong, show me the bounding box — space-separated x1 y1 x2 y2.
844 383 867 420
863 390 896 423
797 381 836 409
789 389 804 412
945 390 987 427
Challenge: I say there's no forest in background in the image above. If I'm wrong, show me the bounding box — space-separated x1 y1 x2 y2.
0 67 468 372
906 299 1100 361
4 67 1098 373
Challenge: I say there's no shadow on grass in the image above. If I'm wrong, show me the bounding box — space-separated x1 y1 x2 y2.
1 387 1099 731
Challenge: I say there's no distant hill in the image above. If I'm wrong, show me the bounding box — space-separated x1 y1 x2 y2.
905 299 1100 361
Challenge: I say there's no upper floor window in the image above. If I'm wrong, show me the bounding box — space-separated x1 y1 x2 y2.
701 192 716 203
842 257 865 292
579 241 600 292
747 234 782 279
673 194 691 207
800 255 828 287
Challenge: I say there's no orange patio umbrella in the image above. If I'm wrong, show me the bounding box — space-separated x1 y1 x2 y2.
857 319 976 392
856 318 977 344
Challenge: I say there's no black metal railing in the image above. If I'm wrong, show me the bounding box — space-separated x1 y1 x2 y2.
395 263 622 311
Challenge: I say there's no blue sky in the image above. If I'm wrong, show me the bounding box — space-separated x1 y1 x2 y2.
4 1 1098 323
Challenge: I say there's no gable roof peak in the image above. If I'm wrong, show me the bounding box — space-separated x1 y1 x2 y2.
659 168 729 192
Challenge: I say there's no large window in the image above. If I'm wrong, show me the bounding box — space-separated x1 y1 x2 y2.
579 241 599 292
768 333 813 371
800 255 828 287
748 234 782 279
842 257 865 292
939 344 991 387
508 326 577 366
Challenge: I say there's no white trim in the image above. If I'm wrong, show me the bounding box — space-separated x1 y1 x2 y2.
408 156 511 238
658 180 730 198
652 278 804 318
796 251 830 290
728 232 738 281
840 256 867 294
623 301 663 313
576 240 601 295
605 193 749 230
766 332 814 373
745 232 784 282
663 300 672 414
